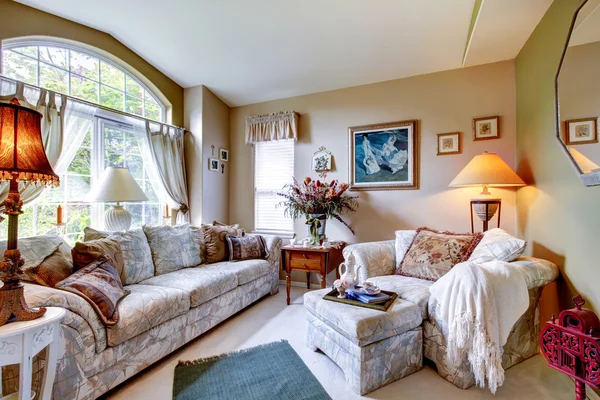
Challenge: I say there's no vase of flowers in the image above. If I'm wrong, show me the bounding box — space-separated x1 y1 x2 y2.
278 177 359 244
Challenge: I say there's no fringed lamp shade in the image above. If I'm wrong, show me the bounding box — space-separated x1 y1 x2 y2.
0 103 59 185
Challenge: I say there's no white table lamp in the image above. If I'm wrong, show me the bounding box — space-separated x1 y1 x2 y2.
449 152 525 232
89 166 148 231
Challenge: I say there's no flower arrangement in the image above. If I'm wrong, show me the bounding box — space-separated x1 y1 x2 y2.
277 177 359 234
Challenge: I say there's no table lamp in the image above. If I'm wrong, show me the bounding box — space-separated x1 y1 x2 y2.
88 166 148 231
449 151 525 232
0 102 59 326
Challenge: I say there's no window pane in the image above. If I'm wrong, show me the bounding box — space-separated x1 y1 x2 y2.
40 63 68 93
126 204 143 228
144 181 159 203
36 204 59 236
66 175 91 201
39 46 68 69
125 95 143 116
143 204 160 226
71 75 99 103
70 50 99 80
100 61 124 90
65 204 91 236
100 85 124 111
13 46 37 58
81 131 92 148
105 127 123 153
17 207 35 238
127 156 143 180
126 76 143 98
145 90 158 104
126 133 141 154
43 180 65 203
2 51 37 84
145 101 160 121
68 146 92 175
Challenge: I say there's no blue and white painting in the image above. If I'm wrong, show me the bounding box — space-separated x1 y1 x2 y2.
350 121 416 189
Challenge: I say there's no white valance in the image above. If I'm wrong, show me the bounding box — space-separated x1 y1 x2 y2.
245 111 299 144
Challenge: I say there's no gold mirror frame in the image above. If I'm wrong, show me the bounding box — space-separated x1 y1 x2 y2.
554 0 600 186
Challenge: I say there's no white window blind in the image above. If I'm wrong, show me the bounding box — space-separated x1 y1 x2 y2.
254 139 294 233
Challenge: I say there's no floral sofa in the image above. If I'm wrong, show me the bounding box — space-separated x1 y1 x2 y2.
341 236 558 390
1 231 282 400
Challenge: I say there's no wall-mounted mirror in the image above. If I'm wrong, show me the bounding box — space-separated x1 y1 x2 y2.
556 0 600 186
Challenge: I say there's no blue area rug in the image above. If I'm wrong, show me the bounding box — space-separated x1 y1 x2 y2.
173 340 331 400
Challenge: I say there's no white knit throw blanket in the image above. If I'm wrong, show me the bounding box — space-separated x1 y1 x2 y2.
429 260 529 393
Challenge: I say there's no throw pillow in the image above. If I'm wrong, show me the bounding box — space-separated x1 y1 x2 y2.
190 226 207 264
72 237 125 279
23 244 73 288
468 228 526 263
83 227 154 284
0 235 67 271
212 220 245 236
397 227 483 281
394 230 417 270
203 224 243 263
225 234 269 261
143 224 201 275
55 256 129 326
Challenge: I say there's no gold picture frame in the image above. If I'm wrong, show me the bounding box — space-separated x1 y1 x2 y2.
565 118 598 145
436 132 461 156
348 120 418 190
473 116 500 141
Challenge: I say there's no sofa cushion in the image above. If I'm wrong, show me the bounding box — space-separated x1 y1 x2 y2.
139 267 238 307
106 284 190 346
72 237 125 277
225 234 269 261
394 230 417 270
143 224 201 275
24 244 73 288
0 235 66 271
84 227 154 284
304 289 422 347
190 226 206 264
202 224 243 263
468 228 526 263
365 275 433 319
201 259 271 286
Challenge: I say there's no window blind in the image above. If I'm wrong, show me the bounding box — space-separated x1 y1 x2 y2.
254 139 294 233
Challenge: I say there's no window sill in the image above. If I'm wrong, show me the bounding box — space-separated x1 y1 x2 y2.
251 231 294 239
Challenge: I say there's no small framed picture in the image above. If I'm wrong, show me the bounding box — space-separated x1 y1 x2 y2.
209 158 219 171
312 146 332 172
436 132 461 156
219 148 229 161
473 116 500 141
565 118 598 145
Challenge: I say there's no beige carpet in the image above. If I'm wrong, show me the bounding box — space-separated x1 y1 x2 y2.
101 285 576 400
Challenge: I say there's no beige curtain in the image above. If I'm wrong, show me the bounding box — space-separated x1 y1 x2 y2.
245 111 299 144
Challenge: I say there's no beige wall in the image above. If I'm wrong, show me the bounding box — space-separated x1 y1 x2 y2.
515 0 600 322
0 0 184 126
230 61 519 246
559 40 600 165
184 85 230 224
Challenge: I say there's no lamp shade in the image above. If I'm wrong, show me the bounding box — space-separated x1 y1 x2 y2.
0 102 58 185
88 166 148 203
568 147 600 174
449 152 526 187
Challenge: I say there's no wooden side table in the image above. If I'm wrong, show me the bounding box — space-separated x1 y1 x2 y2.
0 307 66 400
281 245 345 305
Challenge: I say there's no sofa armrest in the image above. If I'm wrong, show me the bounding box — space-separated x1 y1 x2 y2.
23 283 107 353
510 256 559 289
343 240 396 284
262 235 283 295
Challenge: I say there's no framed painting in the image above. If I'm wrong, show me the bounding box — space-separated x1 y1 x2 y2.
473 116 499 141
209 158 219 171
565 118 598 145
349 120 418 190
219 148 229 161
436 132 461 156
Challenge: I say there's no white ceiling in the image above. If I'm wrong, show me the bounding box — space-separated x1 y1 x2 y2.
570 0 600 47
15 0 552 107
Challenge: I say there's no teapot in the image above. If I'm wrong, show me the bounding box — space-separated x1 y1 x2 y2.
338 254 362 288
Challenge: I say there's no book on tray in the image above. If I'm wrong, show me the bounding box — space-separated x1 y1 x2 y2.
347 289 391 304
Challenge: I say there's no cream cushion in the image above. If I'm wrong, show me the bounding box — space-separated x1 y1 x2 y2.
394 230 417 270
468 228 526 263
143 224 201 275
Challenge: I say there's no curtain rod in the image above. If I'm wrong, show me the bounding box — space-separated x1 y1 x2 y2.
0 74 187 132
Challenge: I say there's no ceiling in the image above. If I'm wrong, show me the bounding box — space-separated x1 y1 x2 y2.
570 0 600 47
15 0 553 107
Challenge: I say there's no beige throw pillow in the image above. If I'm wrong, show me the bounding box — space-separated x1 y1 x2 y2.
468 228 526 263
202 224 243 263
143 224 201 275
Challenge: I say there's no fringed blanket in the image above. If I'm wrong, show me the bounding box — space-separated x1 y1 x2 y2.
429 260 529 393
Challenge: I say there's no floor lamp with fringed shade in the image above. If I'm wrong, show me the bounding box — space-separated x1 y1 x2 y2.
0 101 59 326
449 151 525 233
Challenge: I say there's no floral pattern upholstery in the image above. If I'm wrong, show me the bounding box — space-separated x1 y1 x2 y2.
365 275 433 319
143 224 201 275
0 235 66 272
343 240 396 284
201 259 271 286
395 230 416 269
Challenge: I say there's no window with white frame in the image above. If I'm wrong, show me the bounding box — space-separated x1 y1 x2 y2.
0 40 166 243
254 139 294 233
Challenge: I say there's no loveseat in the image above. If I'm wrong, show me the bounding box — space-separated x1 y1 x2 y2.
339 231 558 390
1 230 282 400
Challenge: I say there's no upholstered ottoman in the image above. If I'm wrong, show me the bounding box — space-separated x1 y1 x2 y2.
304 289 423 395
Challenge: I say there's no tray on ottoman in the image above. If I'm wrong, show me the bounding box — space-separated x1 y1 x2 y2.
323 288 397 312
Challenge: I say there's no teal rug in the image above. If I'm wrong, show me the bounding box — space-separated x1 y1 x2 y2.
173 340 331 400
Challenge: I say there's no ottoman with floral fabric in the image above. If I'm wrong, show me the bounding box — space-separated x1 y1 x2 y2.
304 289 423 395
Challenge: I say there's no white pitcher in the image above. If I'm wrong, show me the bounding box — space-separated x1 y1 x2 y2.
338 254 362 288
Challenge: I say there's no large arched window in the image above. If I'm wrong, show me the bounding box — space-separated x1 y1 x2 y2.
0 40 167 243
1 40 165 121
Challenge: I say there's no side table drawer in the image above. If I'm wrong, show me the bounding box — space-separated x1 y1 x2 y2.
289 251 322 261
289 259 321 271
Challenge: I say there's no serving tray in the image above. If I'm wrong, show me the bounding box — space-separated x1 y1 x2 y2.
323 288 398 312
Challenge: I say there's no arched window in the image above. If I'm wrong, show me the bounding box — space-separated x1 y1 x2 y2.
0 40 167 242
1 40 165 121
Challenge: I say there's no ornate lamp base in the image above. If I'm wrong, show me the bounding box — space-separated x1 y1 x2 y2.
0 283 46 326
470 198 502 233
104 203 132 231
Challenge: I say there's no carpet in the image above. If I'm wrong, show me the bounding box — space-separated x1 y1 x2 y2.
173 340 331 400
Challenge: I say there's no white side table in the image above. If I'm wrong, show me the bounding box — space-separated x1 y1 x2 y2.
0 308 65 400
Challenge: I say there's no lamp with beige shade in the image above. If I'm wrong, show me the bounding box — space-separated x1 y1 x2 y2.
449 151 526 232
88 166 148 231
